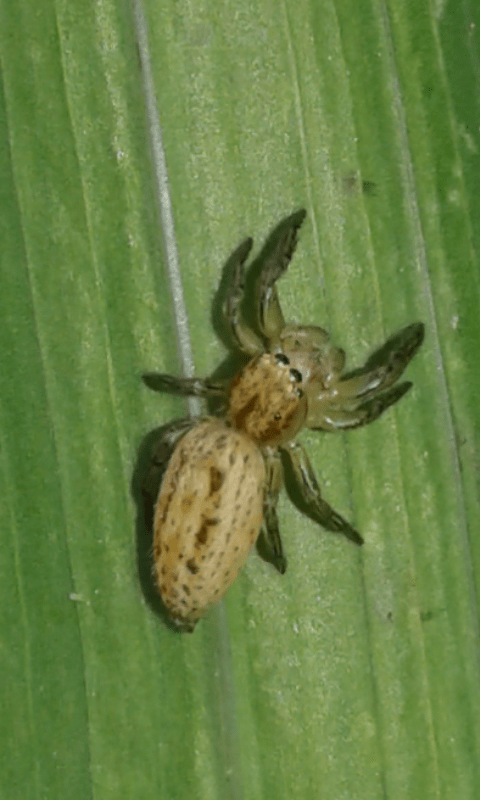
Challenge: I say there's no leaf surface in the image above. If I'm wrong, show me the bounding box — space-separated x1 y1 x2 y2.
1 1 479 798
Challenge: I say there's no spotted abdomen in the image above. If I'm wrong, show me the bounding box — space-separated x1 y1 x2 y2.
153 419 266 631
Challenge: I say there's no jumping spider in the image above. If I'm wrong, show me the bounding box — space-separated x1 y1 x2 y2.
143 209 424 631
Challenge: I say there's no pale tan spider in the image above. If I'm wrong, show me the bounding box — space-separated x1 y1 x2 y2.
143 210 424 631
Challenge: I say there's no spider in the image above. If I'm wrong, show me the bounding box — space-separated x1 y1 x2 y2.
142 209 424 631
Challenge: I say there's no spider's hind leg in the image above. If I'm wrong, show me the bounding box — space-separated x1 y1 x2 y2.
142 416 200 517
257 449 287 574
284 440 364 546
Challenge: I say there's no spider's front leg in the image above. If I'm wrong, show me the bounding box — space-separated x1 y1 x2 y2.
222 235 264 355
336 322 425 402
258 449 287 574
284 440 364 546
306 322 425 431
254 208 307 342
222 208 307 354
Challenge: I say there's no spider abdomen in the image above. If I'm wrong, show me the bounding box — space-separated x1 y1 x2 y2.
153 419 265 631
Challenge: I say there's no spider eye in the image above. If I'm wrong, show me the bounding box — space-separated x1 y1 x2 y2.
289 368 302 383
297 388 304 398
274 412 282 420
275 353 290 366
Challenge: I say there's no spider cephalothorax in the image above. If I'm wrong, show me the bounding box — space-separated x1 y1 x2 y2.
143 210 424 631
228 353 307 445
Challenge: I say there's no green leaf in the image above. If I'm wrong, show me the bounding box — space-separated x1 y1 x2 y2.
1 0 479 798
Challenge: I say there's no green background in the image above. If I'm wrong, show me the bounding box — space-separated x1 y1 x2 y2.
1 0 479 798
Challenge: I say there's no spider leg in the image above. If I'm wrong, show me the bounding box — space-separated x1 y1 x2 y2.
335 322 425 401
142 417 200 507
222 236 264 355
284 441 364 546
142 373 228 399
309 382 413 431
255 209 307 341
258 449 287 574
305 322 424 430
